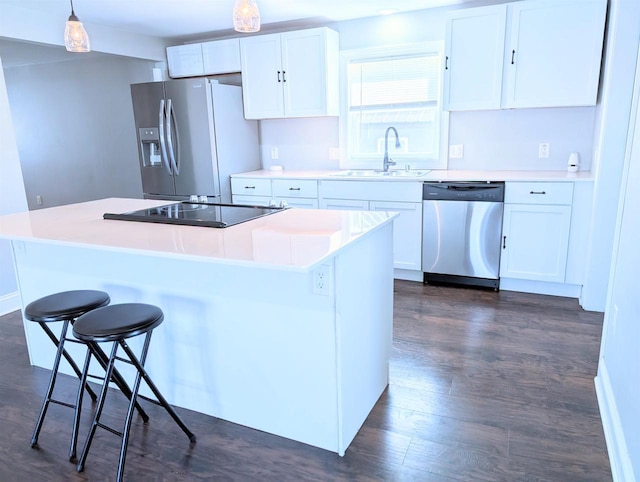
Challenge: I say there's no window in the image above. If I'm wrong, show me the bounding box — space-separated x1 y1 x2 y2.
342 43 447 170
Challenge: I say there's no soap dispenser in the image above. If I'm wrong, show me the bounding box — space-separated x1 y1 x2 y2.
567 152 580 173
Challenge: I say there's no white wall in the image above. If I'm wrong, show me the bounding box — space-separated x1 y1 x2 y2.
581 0 640 312
0 56 28 314
4 56 155 209
595 40 640 482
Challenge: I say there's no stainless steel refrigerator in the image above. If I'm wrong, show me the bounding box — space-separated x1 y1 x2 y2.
130 78 260 203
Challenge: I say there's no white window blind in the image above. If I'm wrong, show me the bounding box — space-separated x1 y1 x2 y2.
345 46 445 168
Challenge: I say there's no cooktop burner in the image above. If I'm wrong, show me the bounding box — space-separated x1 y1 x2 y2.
104 202 284 228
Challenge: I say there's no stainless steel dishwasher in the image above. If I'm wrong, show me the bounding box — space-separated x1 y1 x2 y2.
422 181 505 289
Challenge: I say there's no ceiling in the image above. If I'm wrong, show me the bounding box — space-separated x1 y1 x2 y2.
0 0 483 68
0 0 477 40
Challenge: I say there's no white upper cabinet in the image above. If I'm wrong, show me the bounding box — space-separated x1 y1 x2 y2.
240 28 340 119
167 44 205 78
443 0 606 111
167 40 241 78
443 5 507 111
503 0 607 108
201 39 241 75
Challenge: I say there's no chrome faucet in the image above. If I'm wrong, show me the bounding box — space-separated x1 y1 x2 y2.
383 127 400 172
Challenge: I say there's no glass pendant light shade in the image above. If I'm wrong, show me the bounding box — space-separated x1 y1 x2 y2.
233 0 261 33
64 1 90 52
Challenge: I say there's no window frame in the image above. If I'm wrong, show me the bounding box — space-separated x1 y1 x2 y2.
339 42 449 170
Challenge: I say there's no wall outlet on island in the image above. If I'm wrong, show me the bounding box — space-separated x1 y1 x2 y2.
313 264 332 296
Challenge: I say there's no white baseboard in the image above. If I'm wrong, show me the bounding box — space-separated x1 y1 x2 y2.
595 360 636 482
500 277 582 299
0 290 21 316
394 268 422 282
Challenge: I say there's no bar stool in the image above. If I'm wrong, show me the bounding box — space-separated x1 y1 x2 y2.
72 303 196 481
25 290 109 453
25 290 151 462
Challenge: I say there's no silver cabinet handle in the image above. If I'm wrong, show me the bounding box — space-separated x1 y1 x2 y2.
289 187 301 191
244 186 256 190
503 236 507 249
529 191 546 195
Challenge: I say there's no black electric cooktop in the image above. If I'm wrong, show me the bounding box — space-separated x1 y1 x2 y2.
103 202 284 228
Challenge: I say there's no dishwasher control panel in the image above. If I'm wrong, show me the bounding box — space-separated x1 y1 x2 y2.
423 181 505 202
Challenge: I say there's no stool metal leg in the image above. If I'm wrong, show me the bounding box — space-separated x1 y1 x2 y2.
31 320 96 447
120 337 196 443
86 341 150 423
69 347 93 461
38 321 98 402
76 342 119 474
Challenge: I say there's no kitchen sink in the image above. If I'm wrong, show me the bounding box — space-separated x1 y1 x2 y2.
330 169 430 178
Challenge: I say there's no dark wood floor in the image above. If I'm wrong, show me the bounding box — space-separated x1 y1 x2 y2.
0 281 611 481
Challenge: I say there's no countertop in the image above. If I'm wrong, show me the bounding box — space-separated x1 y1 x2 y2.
231 169 594 182
0 198 396 272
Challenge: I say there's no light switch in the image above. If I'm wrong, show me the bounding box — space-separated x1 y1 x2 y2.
449 144 464 159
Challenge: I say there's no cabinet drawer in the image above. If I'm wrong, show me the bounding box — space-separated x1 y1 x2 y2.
231 178 272 197
505 182 573 205
272 179 318 198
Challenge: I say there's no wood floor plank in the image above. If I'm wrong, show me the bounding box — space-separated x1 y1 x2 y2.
0 281 611 480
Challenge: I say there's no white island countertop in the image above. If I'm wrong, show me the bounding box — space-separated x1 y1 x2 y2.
0 198 396 272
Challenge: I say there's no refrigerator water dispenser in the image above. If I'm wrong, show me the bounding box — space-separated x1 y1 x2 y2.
138 127 162 167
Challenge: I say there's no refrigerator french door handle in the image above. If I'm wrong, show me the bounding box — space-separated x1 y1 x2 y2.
158 99 172 175
166 99 181 176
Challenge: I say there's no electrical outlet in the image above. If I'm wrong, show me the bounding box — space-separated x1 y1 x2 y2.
312 264 332 295
36 195 43 205
538 143 550 158
271 147 279 160
449 144 464 159
328 147 340 160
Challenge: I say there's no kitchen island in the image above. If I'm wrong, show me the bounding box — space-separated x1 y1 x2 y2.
0 198 397 456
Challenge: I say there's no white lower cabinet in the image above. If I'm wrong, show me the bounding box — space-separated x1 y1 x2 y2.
370 201 422 271
319 181 423 271
231 177 318 208
500 182 573 283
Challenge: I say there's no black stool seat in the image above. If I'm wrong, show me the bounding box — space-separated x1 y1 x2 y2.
73 303 164 342
25 290 110 323
72 303 195 481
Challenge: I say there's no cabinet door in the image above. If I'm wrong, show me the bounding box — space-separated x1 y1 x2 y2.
370 201 422 271
500 204 571 282
240 34 285 119
166 44 204 78
281 28 339 117
275 197 318 209
232 195 272 206
503 0 606 108
443 5 507 111
202 39 241 75
319 199 369 211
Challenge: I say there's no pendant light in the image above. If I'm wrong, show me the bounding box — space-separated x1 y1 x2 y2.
64 0 91 52
233 0 261 33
